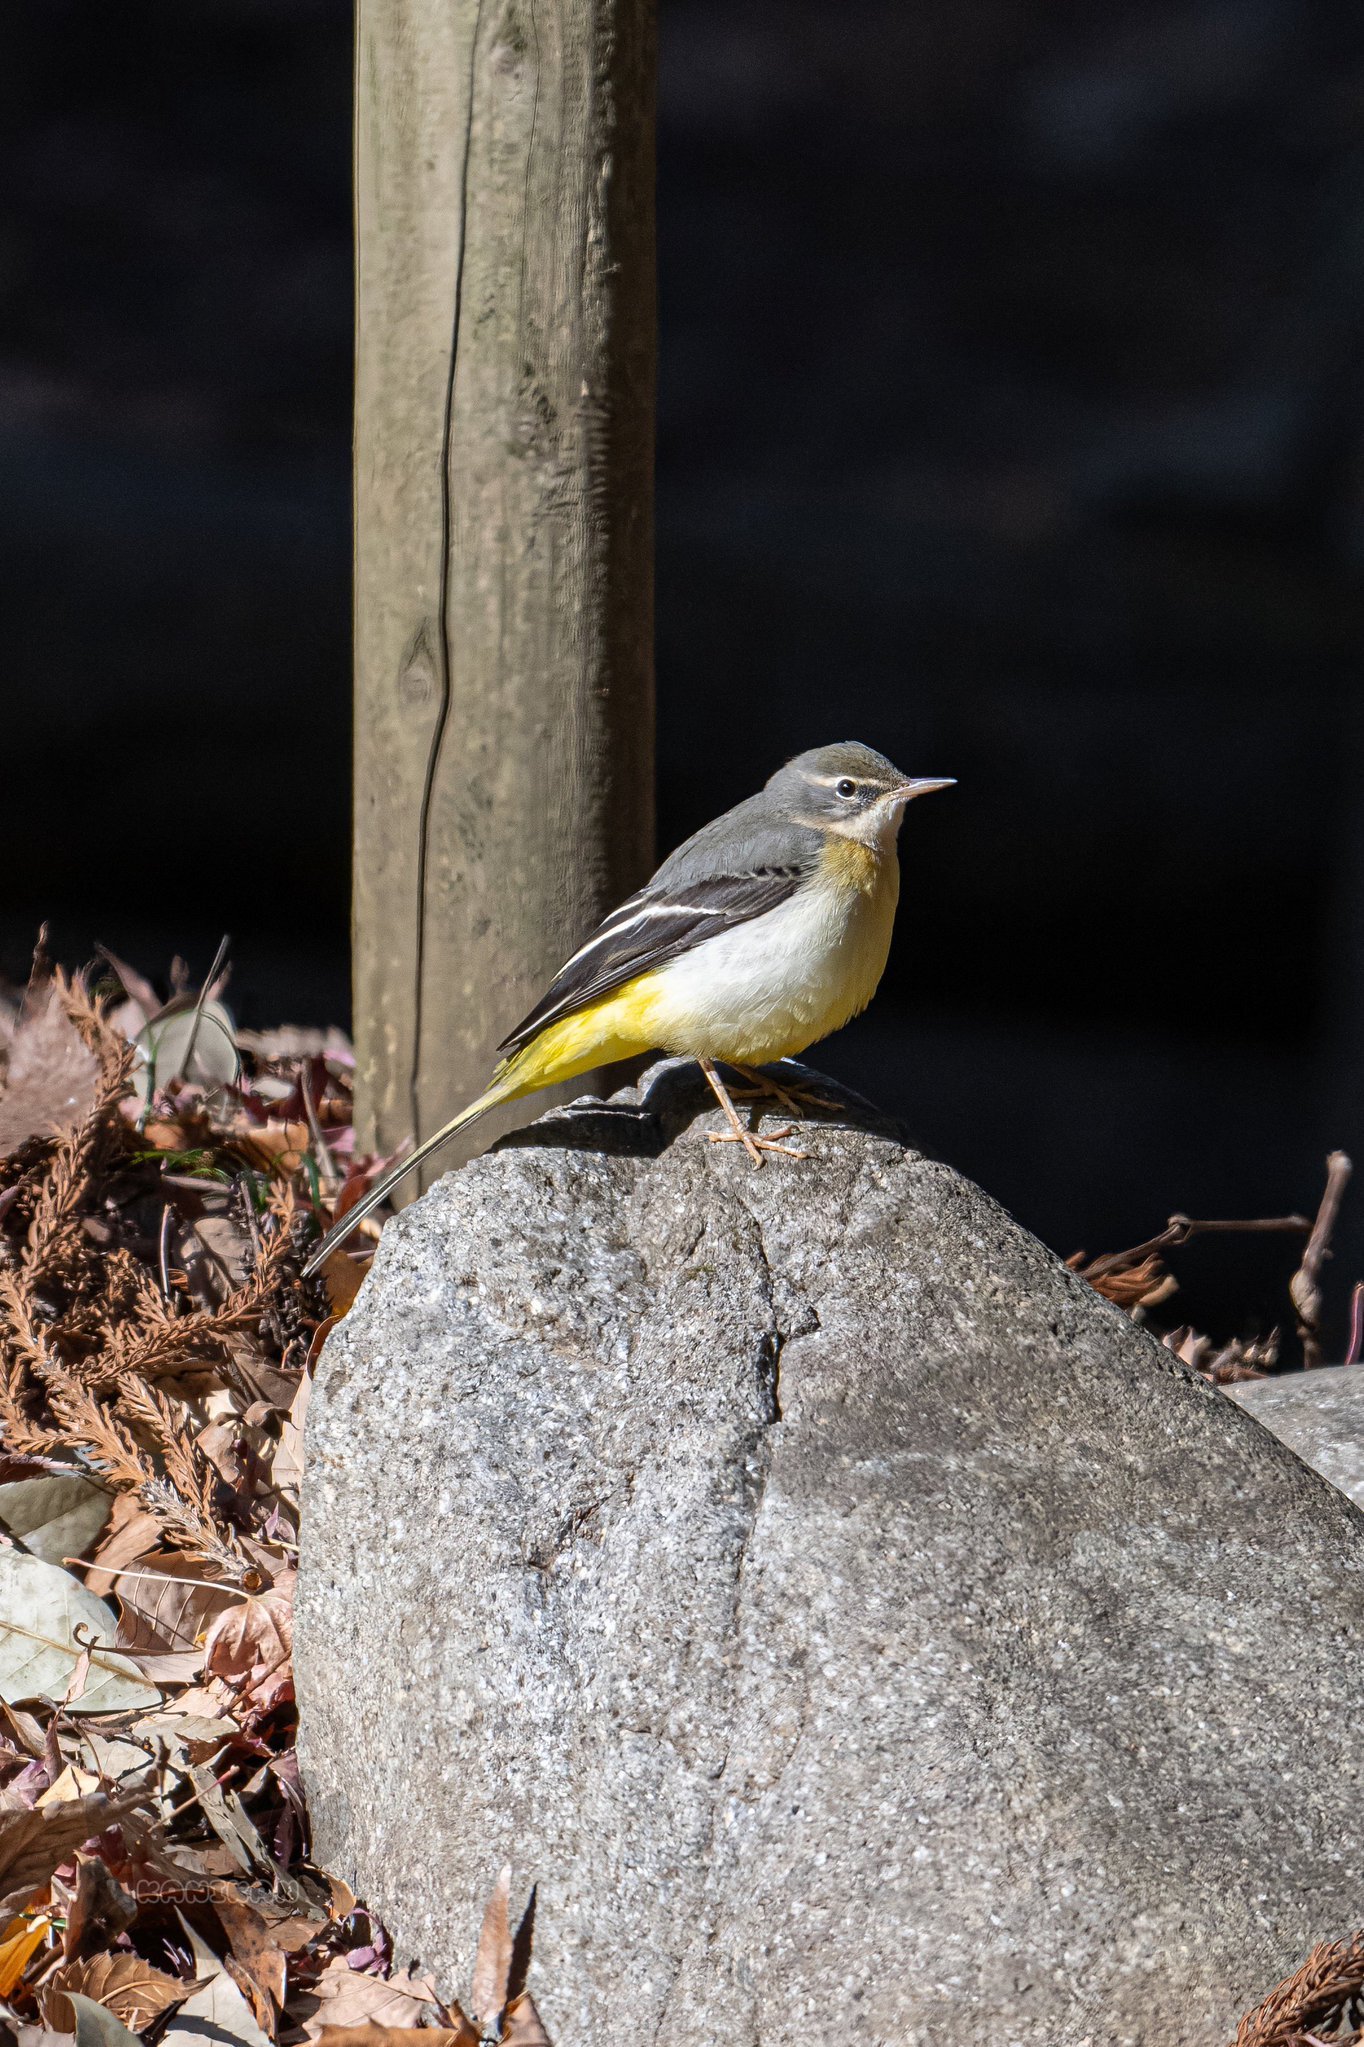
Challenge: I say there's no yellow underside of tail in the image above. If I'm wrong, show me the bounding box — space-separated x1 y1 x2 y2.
490 978 669 1105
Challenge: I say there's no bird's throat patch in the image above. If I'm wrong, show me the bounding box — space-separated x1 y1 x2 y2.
818 832 882 896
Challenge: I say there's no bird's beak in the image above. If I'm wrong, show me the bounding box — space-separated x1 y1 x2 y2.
892 777 956 803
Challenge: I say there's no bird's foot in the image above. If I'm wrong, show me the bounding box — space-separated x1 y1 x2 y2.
705 1124 808 1165
697 1057 811 1165
729 1065 843 1118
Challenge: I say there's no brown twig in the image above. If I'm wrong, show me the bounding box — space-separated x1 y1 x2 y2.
1077 1212 1312 1283
1290 1153 1353 1370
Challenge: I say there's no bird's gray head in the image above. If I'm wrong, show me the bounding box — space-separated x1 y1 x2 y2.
767 742 955 848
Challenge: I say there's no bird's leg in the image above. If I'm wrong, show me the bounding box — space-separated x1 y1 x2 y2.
698 1059 808 1165
729 1063 843 1118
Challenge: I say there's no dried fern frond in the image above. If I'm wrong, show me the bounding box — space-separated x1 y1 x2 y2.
47 1372 249 1582
56 967 136 1099
20 1112 101 1284
0 956 324 1598
45 1371 154 1492
0 1267 54 1377
0 1270 60 1458
93 1232 292 1387
15 985 134 1292
1234 1930 1364 2045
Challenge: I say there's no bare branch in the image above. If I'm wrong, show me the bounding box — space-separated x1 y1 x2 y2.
1290 1152 1352 1369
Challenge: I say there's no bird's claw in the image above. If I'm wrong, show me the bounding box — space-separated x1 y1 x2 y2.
705 1125 808 1165
731 1078 840 1118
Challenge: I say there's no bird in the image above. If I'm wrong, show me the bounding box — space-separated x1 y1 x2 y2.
302 742 953 1277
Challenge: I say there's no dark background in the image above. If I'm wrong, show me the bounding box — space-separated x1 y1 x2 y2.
5 0 1363 1341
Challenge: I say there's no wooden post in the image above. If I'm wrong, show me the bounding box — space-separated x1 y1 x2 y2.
353 0 655 1182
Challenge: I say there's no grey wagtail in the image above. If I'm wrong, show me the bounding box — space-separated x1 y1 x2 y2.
303 742 952 1276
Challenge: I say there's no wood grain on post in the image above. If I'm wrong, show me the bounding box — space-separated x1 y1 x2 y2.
353 0 655 1182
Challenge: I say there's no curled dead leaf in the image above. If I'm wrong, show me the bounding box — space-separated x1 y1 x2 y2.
465 1870 547 2044
502 1991 553 2045
1066 1249 1177 1311
202 1573 294 1724
40 1950 187 2032
297 1956 440 2038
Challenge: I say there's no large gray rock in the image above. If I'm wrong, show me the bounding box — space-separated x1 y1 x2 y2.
1227 1364 1364 1512
296 1062 1364 2047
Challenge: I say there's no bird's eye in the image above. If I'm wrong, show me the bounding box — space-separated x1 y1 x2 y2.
835 778 858 800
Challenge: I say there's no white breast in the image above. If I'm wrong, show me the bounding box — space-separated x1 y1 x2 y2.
641 859 900 1065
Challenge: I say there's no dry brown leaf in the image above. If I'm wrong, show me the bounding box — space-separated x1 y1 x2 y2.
123 1648 204 1686
503 1991 553 2046
39 1951 188 2031
133 1699 237 1748
228 1122 312 1173
60 1854 136 1963
313 2026 477 2047
0 1700 48 1760
180 1213 254 1304
462 1872 549 2043
471 1863 513 2030
0 1776 153 1909
156 1910 272 2047
0 1473 111 1569
324 1874 357 1920
222 1952 278 2039
1066 1249 1177 1310
0 987 100 1160
38 1764 102 1809
202 1574 294 1722
82 1502 164 1601
160 1964 271 2047
270 1375 311 1498
318 1248 367 1315
298 1957 440 2038
181 1760 288 1887
0 1548 158 1715
214 1896 318 2013
112 1555 239 1656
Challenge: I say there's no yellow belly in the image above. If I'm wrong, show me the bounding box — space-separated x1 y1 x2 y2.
500 844 900 1093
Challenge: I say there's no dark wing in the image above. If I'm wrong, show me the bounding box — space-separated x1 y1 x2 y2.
496 864 809 1059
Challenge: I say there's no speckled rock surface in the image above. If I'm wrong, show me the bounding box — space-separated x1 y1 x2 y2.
296 1061 1364 2047
1227 1364 1364 1512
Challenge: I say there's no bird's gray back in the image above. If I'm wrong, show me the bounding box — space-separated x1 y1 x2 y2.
649 789 822 893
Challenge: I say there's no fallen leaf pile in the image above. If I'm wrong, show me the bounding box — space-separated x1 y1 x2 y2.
0 942 528 2044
